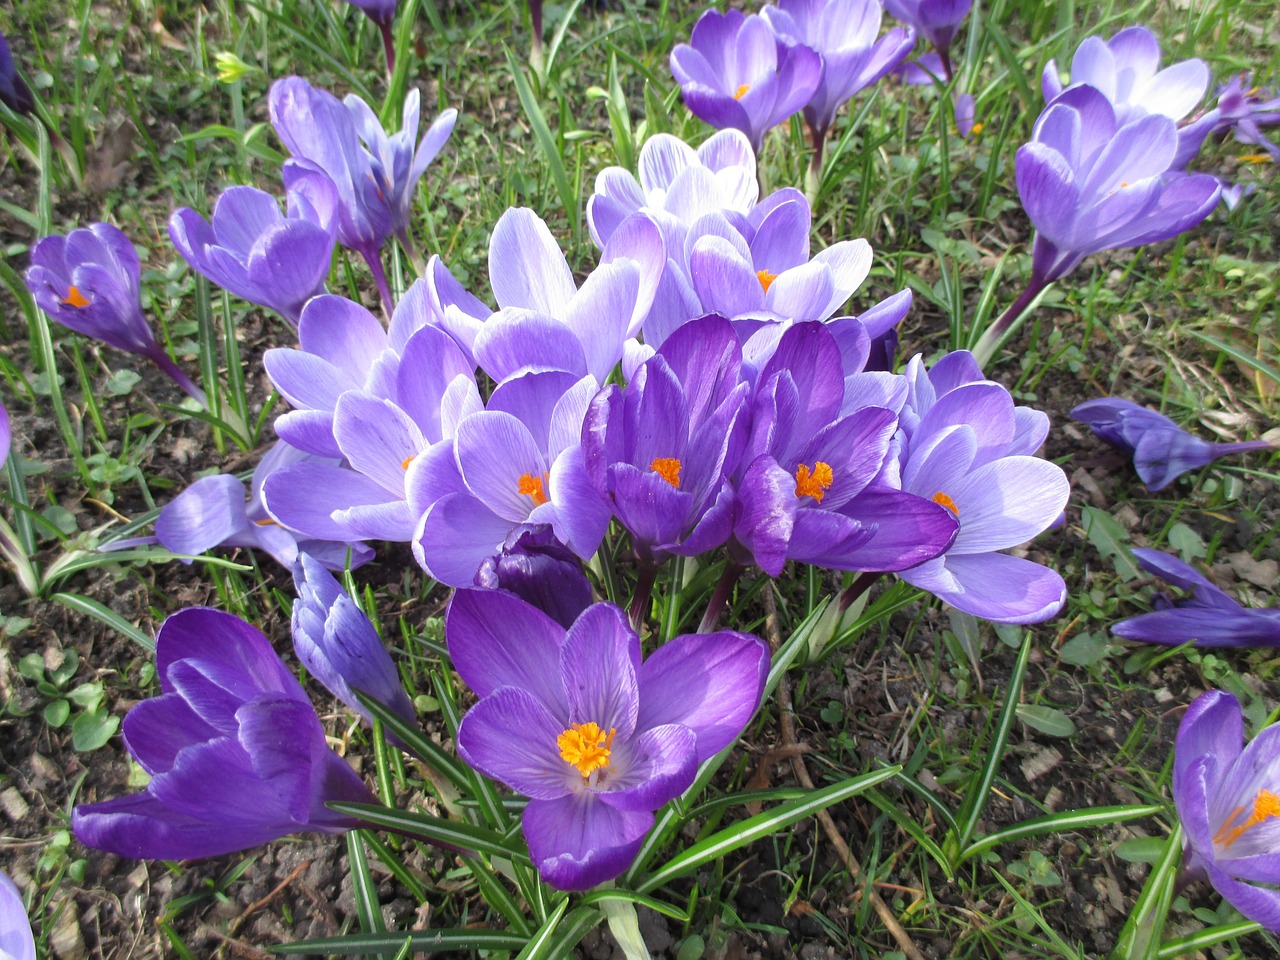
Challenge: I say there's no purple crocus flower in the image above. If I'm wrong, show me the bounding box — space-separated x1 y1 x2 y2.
292 553 416 728
894 351 1069 623
1041 27 1213 168
450 588 770 891
346 0 396 26
734 322 958 575
670 8 822 153
1173 690 1280 931
474 524 595 629
72 608 376 860
0 398 9 472
761 0 915 146
1070 397 1272 491
270 77 395 306
0 871 35 960
582 315 751 563
1111 550 1280 647
1211 74 1280 161
154 440 373 570
344 89 458 246
884 0 970 80
26 223 205 403
169 175 339 327
0 30 34 115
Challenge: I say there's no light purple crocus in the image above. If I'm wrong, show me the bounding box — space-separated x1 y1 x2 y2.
0 871 35 960
72 608 376 860
670 8 822 153
1070 397 1272 491
1212 74 1280 161
1173 690 1280 931
26 223 205 403
292 553 416 728
270 77 395 307
344 89 458 247
894 351 1069 623
1111 550 1280 647
582 315 751 564
884 0 970 80
762 0 915 150
734 322 958 575
450 588 770 891
154 440 372 570
168 174 339 326
976 84 1221 362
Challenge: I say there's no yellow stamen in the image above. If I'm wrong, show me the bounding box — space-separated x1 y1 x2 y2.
970 122 984 136
650 457 682 488
932 492 960 516
62 285 91 308
401 455 415 470
518 472 549 506
794 461 833 503
1214 789 1280 849
254 518 279 527
1240 153 1272 165
557 721 616 778
733 84 750 101
756 268 778 293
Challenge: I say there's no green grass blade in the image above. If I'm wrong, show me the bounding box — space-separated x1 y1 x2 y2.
505 47 579 244
1109 824 1183 960
354 691 471 792
637 766 900 894
1155 921 1266 959
327 801 528 861
958 804 1165 864
346 832 389 960
579 889 689 923
267 928 527 954
1184 329 1280 392
51 592 156 652
513 897 570 960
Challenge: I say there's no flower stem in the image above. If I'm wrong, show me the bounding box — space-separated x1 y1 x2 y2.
698 560 744 633
838 571 880 615
364 248 395 316
971 273 1050 368
380 22 396 78
150 350 207 407
1107 823 1183 960
628 558 659 633
805 121 826 207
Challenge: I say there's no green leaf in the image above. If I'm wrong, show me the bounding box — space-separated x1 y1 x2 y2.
1115 836 1168 864
513 897 570 960
1081 506 1140 580
638 766 899 894
958 805 1164 864
51 593 157 652
267 929 527 955
505 49 578 244
326 802 528 862
1016 704 1077 738
72 706 120 751
579 890 689 923
1058 631 1113 667
66 681 104 709
1167 523 1206 561
43 699 70 727
1154 921 1266 959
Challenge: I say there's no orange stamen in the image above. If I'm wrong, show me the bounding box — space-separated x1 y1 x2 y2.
733 84 750 100
557 722 616 778
650 457 682 489
401 455 415 470
1240 153 1272 164
757 268 778 293
62 285 91 308
518 472 549 506
254 518 279 527
1214 789 1280 849
794 461 834 503
932 492 959 516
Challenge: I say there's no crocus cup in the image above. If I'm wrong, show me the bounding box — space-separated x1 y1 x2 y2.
450 588 770 890
0 871 35 960
1173 690 1280 931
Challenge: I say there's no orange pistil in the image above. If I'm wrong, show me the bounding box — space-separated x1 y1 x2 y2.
254 518 279 527
650 457 682 489
756 268 779 293
557 722 616 778
932 492 960 516
794 461 833 503
733 84 750 101
518 472 549 506
970 122 984 136
402 455 415 470
1214 788 1280 849
62 285 91 308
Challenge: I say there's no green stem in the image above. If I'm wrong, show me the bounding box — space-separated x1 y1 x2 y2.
1109 824 1184 960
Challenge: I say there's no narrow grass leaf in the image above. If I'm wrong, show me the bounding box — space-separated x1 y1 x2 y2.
346 832 389 960
505 48 579 243
1185 329 1280 393
580 889 690 923
354 691 471 791
514 897 570 960
267 929 527 954
992 870 1084 959
52 593 156 652
461 857 533 937
1154 921 1266 959
958 804 1165 864
327 802 529 861
1108 824 1183 960
638 766 899 894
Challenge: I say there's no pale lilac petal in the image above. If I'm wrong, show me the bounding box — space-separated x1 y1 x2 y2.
522 795 651 891
562 603 640 739
446 588 568 711
489 208 576 316
903 551 1067 623
457 688 574 800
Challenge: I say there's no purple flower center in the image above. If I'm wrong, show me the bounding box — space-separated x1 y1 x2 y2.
794 461 833 504
1214 788 1280 851
557 721 616 778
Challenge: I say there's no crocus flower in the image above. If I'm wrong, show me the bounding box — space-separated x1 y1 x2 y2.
344 89 458 246
1111 550 1280 647
884 0 970 79
270 77 395 306
1041 26 1214 168
1070 397 1272 491
761 0 915 146
1173 690 1280 931
0 30 34 115
72 608 376 859
474 524 595 629
26 223 205 403
346 0 395 26
894 351 1069 623
154 440 372 570
169 175 339 326
670 9 822 153
733 322 958 575
450 588 770 890
582 315 751 563
0 398 9 471
292 553 416 728
1211 74 1280 161
0 871 35 960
